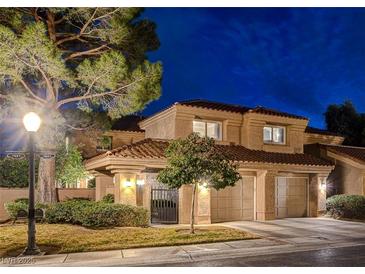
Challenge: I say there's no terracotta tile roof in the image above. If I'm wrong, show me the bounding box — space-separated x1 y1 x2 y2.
305 126 343 137
249 106 307 120
177 99 250 114
88 138 332 167
323 144 365 164
177 99 307 120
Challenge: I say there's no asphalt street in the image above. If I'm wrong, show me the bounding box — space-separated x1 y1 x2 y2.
150 245 365 267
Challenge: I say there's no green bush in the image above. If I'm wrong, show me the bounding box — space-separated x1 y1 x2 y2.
0 158 29 187
5 199 48 220
45 199 149 228
45 199 92 224
326 194 365 219
101 193 114 203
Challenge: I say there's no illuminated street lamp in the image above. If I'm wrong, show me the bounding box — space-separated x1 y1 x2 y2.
22 112 42 256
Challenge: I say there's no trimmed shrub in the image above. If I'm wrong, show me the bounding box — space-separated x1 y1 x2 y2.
79 203 149 228
5 198 48 220
45 199 92 224
326 194 365 219
45 199 149 228
101 193 114 203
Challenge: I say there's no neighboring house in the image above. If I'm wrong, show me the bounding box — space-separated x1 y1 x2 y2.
70 115 146 159
85 99 345 224
305 143 365 196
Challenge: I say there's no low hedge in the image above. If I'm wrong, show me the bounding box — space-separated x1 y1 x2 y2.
326 194 365 219
45 199 149 228
5 198 48 220
101 193 114 203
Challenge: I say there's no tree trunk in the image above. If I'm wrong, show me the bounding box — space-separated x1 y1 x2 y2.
37 156 57 203
190 182 197 234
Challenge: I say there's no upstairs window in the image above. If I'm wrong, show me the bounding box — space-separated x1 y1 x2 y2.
96 136 112 151
193 120 222 140
263 126 285 144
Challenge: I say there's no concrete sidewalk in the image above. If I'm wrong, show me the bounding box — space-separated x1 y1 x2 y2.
1 238 285 267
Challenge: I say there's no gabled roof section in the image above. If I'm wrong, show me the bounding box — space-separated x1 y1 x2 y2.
249 106 307 120
322 144 365 165
305 126 343 137
86 138 332 167
177 99 308 120
177 99 250 114
111 115 145 132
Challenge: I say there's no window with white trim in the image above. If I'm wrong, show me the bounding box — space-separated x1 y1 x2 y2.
193 120 222 140
263 125 285 144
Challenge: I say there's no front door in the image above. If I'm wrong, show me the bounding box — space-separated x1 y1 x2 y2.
151 188 179 224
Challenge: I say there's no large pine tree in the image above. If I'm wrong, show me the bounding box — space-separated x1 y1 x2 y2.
0 8 162 202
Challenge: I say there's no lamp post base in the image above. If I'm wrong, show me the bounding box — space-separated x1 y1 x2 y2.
21 246 42 256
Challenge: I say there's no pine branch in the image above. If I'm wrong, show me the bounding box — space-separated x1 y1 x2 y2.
55 8 99 46
64 44 109 61
55 77 146 109
19 79 48 104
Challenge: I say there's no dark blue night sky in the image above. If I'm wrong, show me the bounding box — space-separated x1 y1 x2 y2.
142 8 365 128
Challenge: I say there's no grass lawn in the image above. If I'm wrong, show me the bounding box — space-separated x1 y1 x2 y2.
0 223 258 256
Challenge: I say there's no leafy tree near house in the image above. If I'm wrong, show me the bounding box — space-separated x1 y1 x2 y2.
55 143 87 188
157 133 241 234
0 8 162 203
325 101 365 146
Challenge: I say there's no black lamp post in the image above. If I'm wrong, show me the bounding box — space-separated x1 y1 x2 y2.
22 112 42 256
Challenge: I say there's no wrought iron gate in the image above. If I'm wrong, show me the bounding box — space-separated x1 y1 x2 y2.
151 188 179 224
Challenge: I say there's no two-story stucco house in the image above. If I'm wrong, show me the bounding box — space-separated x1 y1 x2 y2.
84 99 345 224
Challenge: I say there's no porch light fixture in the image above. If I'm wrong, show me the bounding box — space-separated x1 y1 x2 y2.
320 180 326 191
124 179 133 187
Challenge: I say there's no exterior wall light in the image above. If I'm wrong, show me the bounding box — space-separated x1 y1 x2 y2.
136 179 145 185
124 179 133 187
320 180 327 191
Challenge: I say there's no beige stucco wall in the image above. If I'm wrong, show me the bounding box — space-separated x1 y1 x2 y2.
242 113 308 153
71 130 145 159
0 188 28 221
328 160 365 195
57 188 96 201
304 133 344 145
141 105 310 153
141 109 176 140
95 175 114 201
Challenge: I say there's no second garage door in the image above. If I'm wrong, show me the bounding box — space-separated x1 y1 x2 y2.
211 176 255 222
275 177 308 218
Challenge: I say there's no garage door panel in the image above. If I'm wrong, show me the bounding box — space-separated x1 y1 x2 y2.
211 177 255 222
275 177 308 219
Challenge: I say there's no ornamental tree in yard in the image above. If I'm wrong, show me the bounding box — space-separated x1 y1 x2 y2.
157 133 241 234
0 8 162 202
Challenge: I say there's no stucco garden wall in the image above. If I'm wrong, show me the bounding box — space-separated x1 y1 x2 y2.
0 188 96 221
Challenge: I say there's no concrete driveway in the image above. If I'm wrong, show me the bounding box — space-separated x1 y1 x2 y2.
223 217 365 245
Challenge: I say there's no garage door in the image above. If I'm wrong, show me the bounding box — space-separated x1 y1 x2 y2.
211 176 255 222
275 177 308 218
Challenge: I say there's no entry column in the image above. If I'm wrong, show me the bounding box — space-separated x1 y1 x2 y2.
309 173 328 217
256 170 277 221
